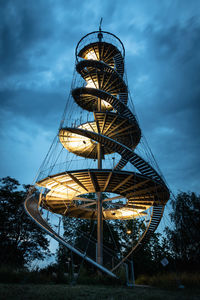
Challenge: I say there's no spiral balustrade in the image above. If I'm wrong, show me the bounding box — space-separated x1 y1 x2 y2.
25 30 170 277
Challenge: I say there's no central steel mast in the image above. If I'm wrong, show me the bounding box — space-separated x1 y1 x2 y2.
97 27 103 266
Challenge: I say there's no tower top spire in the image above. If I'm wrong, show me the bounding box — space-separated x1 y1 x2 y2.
98 18 103 42
99 17 103 31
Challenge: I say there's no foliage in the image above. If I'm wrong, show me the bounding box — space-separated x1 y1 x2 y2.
55 191 175 278
56 244 70 272
0 177 50 268
165 192 200 271
0 265 54 284
2 176 198 283
1 283 200 300
56 192 124 269
136 272 200 289
56 208 170 278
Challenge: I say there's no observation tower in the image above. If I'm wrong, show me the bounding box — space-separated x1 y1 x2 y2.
25 26 170 278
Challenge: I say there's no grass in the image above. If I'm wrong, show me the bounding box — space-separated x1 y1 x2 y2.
0 284 200 300
135 272 200 289
0 267 200 299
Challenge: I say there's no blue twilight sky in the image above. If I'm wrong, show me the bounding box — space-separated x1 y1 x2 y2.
0 0 200 194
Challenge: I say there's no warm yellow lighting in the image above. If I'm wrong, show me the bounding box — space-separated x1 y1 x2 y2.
85 81 112 110
119 208 145 217
46 182 56 189
120 209 135 217
85 50 97 60
59 123 99 157
101 100 112 109
66 133 94 149
79 122 98 132
85 74 113 110
86 79 97 88
126 229 132 234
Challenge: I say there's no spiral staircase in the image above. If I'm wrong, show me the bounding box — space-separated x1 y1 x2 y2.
25 29 170 278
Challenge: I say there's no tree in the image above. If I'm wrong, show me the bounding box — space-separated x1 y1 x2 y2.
55 191 179 276
0 176 50 268
165 192 200 271
56 192 123 268
56 205 160 275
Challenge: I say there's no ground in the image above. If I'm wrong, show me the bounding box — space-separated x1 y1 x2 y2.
0 284 200 300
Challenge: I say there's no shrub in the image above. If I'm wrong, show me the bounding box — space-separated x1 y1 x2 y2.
135 272 200 289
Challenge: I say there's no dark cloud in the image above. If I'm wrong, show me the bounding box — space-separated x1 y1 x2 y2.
0 89 66 130
129 19 200 193
0 0 52 75
0 0 199 194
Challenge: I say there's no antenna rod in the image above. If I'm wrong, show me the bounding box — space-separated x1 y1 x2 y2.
99 17 103 31
98 18 103 43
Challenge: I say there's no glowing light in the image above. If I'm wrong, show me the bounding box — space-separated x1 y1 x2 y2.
86 79 97 88
66 134 93 149
59 123 98 154
120 209 135 217
101 100 112 109
119 208 145 217
85 50 97 60
85 76 113 110
126 229 132 234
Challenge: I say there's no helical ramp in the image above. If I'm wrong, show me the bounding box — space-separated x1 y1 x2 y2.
25 30 170 278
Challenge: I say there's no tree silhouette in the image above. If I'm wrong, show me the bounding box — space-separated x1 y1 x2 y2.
0 177 50 268
165 192 200 271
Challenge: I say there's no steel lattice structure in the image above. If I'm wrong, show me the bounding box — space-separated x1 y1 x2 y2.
25 29 170 278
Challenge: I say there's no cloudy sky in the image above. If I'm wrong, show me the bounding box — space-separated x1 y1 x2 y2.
1 0 200 195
